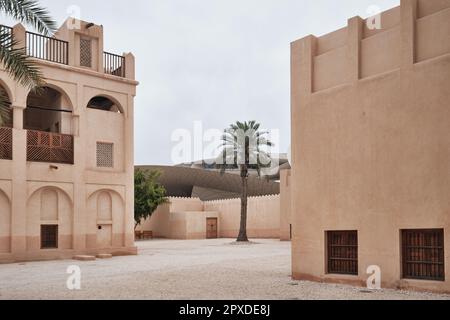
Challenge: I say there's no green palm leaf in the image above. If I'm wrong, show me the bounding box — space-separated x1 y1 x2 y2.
0 0 56 126
0 90 12 126
0 31 45 89
0 0 57 36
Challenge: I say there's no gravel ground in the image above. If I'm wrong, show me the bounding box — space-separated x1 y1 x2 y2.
0 239 449 300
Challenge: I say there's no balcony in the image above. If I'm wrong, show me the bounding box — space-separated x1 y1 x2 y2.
27 130 73 164
0 23 129 78
104 52 125 77
0 127 73 164
26 31 69 65
24 86 74 165
0 127 12 160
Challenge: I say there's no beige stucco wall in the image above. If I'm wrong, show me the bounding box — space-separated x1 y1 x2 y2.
138 203 171 238
291 0 450 293
0 19 138 263
185 211 220 239
170 197 204 212
137 198 220 239
205 195 280 239
138 195 280 239
279 169 292 241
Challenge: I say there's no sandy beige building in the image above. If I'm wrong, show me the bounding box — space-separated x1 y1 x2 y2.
0 19 138 263
279 169 293 241
137 195 281 240
291 0 450 292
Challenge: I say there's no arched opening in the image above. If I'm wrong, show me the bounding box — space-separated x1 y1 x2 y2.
40 189 58 221
0 83 13 160
0 190 11 253
26 187 73 251
0 83 12 128
24 86 73 134
87 96 123 113
86 190 125 249
96 191 113 248
24 86 74 164
97 192 112 221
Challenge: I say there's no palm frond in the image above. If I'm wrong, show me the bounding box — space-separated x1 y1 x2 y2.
0 0 57 36
218 121 275 177
0 90 12 127
0 32 45 90
256 137 273 147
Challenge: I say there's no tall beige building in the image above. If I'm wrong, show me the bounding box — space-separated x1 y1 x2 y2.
0 19 138 262
291 0 450 292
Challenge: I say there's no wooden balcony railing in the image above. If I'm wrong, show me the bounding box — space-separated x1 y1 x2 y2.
0 127 12 160
104 51 125 77
27 130 74 164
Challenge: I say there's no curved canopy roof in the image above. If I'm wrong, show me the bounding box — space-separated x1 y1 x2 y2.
135 165 281 201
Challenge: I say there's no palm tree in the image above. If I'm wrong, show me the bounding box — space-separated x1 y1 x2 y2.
0 0 57 125
219 121 273 242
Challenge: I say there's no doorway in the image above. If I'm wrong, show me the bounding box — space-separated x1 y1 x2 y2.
97 224 112 248
206 218 218 239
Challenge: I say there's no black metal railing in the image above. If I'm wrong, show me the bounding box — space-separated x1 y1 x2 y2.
26 31 69 65
3 25 128 77
0 25 13 47
104 51 125 77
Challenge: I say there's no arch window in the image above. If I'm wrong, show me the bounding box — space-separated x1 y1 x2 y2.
25 86 73 134
87 96 123 113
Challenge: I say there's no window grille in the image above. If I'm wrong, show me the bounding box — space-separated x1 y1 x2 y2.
327 231 358 275
402 229 445 281
41 225 58 249
96 142 114 168
0 127 12 160
80 38 92 67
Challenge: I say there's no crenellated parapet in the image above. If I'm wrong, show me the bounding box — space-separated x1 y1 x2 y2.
291 0 450 94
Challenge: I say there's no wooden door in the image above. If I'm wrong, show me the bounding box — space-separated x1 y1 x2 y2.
206 218 218 239
97 225 112 248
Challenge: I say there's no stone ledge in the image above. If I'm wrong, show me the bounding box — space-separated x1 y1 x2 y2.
73 255 96 261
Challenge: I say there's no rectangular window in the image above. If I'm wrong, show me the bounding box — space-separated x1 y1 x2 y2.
327 231 358 275
96 142 114 168
41 225 58 249
80 38 92 67
402 229 445 281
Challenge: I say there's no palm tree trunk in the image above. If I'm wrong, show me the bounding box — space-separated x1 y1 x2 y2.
237 168 249 242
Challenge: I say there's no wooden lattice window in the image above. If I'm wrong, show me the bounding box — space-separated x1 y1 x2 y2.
41 225 58 249
96 142 114 168
0 127 12 160
80 38 92 67
402 229 445 281
26 130 74 164
327 231 358 275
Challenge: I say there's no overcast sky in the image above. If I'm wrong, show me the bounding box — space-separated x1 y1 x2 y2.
3 0 399 165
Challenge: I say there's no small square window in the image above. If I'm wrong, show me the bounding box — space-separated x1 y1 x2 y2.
41 225 58 249
96 142 114 168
